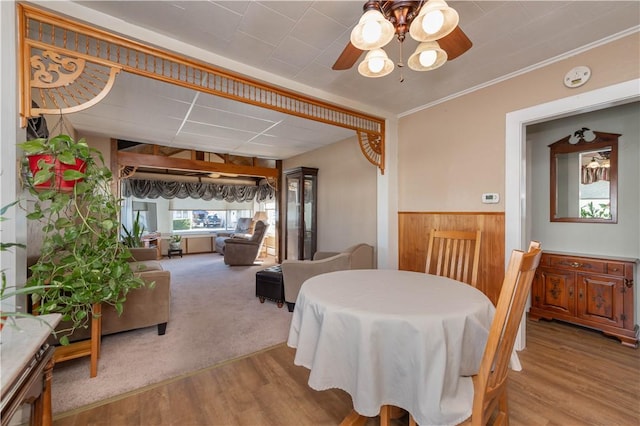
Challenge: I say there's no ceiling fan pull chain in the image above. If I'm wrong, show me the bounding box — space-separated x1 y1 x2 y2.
398 41 405 83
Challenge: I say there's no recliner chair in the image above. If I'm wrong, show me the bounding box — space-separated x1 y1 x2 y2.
214 217 254 254
223 220 269 266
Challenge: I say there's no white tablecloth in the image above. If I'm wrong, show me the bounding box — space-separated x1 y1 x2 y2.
287 269 496 426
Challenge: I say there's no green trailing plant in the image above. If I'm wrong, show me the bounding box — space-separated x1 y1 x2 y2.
0 200 51 330
122 211 145 247
19 134 145 344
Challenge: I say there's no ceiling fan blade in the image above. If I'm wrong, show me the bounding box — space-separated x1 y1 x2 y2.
332 42 364 70
438 26 473 60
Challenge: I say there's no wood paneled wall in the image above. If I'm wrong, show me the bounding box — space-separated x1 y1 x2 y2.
398 212 505 304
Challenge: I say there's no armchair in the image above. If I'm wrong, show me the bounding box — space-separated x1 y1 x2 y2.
223 220 269 266
281 243 374 311
215 217 254 254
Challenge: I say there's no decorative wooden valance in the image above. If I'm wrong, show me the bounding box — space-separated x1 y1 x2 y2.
18 4 386 174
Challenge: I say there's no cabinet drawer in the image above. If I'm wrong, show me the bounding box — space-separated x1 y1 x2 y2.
606 262 626 276
546 255 605 273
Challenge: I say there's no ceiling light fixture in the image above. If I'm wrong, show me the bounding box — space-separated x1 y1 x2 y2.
587 157 601 169
351 0 459 78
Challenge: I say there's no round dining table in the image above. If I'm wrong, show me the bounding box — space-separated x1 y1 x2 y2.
287 269 497 426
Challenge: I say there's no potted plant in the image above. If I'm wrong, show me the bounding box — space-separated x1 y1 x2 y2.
19 134 89 191
122 211 145 248
169 234 182 250
20 134 146 344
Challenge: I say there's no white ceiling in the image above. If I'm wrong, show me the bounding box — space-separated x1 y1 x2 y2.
42 1 640 159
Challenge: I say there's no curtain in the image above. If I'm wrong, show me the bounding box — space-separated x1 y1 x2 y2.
581 166 610 184
122 179 275 202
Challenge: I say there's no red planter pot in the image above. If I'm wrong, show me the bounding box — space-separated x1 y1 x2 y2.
27 154 87 191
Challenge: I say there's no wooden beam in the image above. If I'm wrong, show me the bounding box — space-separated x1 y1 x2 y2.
117 151 278 179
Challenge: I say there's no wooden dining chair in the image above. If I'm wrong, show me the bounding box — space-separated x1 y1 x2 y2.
425 229 482 287
391 244 543 426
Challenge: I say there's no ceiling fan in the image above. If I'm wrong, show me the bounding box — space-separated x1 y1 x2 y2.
333 0 472 75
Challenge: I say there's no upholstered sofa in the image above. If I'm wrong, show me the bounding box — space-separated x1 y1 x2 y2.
47 247 171 343
281 243 375 311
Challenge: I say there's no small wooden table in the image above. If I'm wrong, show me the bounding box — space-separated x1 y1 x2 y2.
167 248 183 258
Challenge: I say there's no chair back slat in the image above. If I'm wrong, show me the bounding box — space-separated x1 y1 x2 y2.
425 229 482 287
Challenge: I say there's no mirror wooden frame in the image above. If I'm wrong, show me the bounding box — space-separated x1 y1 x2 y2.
549 131 619 223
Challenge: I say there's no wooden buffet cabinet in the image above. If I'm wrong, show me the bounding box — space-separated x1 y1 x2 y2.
529 251 638 347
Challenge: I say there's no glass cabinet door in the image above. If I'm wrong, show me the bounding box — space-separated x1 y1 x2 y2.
285 167 317 260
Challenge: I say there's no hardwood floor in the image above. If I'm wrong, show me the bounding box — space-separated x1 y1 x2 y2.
53 318 639 426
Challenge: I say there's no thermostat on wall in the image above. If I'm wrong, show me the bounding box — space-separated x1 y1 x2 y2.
482 193 500 204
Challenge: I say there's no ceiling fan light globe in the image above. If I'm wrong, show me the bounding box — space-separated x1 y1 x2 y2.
587 157 600 168
368 57 385 73
358 49 394 77
362 20 382 44
419 50 438 67
351 9 395 50
422 10 444 35
408 42 447 71
409 0 459 42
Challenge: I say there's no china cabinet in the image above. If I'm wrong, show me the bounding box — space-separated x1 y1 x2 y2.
284 167 318 260
529 251 637 347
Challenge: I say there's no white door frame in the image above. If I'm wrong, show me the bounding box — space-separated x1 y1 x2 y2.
505 78 640 352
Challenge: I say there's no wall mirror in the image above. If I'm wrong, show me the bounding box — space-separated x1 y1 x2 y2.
549 129 619 223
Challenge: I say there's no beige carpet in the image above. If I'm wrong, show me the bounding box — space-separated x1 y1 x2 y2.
51 253 291 414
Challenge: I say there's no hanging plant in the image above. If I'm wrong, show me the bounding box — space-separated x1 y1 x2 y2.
19 134 89 191
0 200 51 331
20 134 146 344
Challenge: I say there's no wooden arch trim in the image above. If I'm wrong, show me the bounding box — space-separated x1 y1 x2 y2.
18 3 386 174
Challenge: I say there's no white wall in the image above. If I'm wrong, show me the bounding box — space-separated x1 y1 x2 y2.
283 136 378 257
529 102 640 257
398 33 639 214
0 0 25 314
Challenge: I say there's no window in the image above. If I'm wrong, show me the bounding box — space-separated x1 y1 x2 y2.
171 209 253 232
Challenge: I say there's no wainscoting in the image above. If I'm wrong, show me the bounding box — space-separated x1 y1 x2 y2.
159 235 215 256
398 212 505 304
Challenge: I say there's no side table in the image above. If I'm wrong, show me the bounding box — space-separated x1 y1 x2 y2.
168 248 183 258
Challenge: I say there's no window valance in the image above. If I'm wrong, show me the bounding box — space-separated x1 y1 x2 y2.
122 179 275 202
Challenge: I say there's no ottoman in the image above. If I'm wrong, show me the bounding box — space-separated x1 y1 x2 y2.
255 265 284 308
